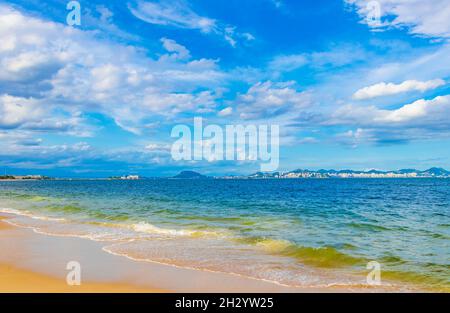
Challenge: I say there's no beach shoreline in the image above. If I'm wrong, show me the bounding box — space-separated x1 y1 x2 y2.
0 215 330 293
0 213 435 293
0 217 161 293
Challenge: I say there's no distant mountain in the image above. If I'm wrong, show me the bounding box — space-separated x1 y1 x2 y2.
172 171 208 179
174 168 450 180
395 169 417 174
248 171 280 178
244 168 450 179
420 167 450 176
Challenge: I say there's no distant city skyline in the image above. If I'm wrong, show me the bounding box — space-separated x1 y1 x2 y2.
2 166 450 180
0 0 449 177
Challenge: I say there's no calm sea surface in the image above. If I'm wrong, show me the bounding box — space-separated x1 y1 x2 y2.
1 179 449 291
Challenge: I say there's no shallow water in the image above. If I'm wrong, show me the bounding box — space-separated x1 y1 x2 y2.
0 178 449 291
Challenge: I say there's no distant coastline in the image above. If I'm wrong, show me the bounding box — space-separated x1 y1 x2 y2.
239 167 450 179
0 175 51 181
2 167 450 180
172 168 450 179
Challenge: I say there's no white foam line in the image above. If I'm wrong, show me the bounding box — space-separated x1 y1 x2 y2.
1 207 406 291
101 243 300 289
0 207 65 222
3 213 298 289
0 208 129 242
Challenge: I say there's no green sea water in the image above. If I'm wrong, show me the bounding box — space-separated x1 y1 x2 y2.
0 178 449 291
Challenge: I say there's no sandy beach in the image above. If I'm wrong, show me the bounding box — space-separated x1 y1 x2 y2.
0 213 434 293
0 263 157 293
0 218 160 293
0 215 324 293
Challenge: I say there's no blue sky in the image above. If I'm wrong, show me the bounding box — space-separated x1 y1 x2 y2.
0 0 449 177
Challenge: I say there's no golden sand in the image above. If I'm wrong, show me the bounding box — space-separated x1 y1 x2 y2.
0 262 163 293
0 217 11 230
0 219 163 293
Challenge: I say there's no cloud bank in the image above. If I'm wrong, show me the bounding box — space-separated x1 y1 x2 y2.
353 79 445 100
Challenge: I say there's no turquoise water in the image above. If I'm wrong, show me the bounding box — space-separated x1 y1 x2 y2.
0 179 449 291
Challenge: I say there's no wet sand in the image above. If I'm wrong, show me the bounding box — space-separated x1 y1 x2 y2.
0 216 316 293
0 262 159 293
0 214 417 293
0 218 161 292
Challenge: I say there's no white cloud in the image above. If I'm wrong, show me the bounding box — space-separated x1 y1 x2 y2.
128 0 254 47
269 55 308 72
72 142 91 152
91 64 122 92
0 93 94 136
0 136 93 167
330 95 450 145
242 33 255 41
224 27 237 47
0 131 42 147
144 143 171 151
0 5 227 135
82 5 139 41
346 0 450 39
160 37 190 60
369 44 450 83
269 44 367 73
237 81 310 120
381 95 450 123
314 43 450 119
218 107 233 117
128 0 216 33
331 95 450 125
353 79 446 100
335 128 374 147
0 134 175 171
0 95 43 128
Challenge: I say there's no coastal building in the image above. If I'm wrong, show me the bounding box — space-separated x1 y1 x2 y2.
120 175 140 180
242 168 446 179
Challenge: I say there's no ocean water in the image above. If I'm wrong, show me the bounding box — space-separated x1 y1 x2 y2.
0 178 449 291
